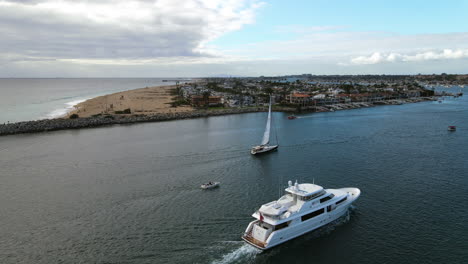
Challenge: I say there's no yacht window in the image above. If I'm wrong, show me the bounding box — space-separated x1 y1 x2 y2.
320 194 335 203
336 197 347 205
274 221 290 231
301 208 325 221
301 190 326 201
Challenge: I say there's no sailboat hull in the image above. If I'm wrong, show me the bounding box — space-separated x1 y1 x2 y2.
251 145 278 155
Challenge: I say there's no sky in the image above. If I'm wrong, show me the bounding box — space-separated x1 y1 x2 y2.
0 0 467 77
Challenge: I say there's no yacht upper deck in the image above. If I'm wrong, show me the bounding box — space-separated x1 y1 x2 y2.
255 181 349 225
285 183 323 197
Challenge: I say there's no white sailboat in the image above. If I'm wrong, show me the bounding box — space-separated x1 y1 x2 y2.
251 96 278 155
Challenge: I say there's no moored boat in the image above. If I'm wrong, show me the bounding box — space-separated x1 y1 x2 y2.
448 126 456 131
201 181 220 189
242 180 360 250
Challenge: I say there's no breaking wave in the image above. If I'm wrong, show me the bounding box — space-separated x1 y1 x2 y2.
44 98 88 119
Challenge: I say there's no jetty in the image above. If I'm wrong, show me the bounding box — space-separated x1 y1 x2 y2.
0 97 437 136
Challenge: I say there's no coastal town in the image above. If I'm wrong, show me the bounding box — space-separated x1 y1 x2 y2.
0 74 465 136
177 74 465 111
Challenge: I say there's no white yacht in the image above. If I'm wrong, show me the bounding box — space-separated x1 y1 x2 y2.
242 180 360 250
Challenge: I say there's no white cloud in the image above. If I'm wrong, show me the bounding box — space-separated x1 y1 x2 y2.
0 1 467 77
223 30 468 59
0 0 263 61
349 49 468 65
350 52 400 65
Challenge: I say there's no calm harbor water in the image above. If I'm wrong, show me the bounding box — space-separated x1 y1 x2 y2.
0 87 467 264
0 78 179 123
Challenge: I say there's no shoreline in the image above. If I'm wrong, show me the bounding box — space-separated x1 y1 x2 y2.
65 84 195 118
45 98 90 119
0 97 436 136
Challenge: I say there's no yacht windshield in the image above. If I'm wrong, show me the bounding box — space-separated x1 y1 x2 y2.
277 193 294 204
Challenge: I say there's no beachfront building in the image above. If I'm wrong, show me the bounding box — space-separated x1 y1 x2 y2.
226 95 255 107
328 88 345 95
223 82 234 89
312 94 326 100
191 95 224 107
336 94 352 103
227 99 239 107
404 90 421 98
287 93 311 104
180 85 197 98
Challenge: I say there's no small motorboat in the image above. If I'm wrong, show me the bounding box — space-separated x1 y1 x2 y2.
287 115 297 120
448 126 456 131
201 181 220 189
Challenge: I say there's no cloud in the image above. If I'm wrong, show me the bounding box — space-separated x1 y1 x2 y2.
349 49 468 65
221 29 468 61
349 52 401 65
1 1 467 77
0 0 263 61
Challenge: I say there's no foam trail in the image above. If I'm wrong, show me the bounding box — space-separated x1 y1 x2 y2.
44 98 88 119
211 243 260 264
211 209 354 264
295 115 315 119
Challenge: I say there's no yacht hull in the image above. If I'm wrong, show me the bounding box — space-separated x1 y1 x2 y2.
250 145 278 155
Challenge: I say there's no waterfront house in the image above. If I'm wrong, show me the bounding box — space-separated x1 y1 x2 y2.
287 93 311 104
191 95 224 106
405 90 421 98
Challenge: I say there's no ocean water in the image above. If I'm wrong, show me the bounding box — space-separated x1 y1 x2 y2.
0 86 467 264
0 78 180 123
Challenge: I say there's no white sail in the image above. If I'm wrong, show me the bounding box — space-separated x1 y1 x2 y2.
261 97 272 146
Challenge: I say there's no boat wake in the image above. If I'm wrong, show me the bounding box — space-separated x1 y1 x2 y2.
211 209 355 264
211 243 261 264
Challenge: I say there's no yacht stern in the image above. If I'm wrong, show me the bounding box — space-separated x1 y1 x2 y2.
241 220 271 250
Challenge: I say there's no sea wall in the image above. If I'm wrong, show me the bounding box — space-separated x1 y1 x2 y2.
0 97 436 136
0 108 268 136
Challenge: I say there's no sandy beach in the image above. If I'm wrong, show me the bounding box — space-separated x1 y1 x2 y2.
66 84 194 118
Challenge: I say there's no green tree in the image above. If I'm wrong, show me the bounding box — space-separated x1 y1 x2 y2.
340 84 353 95
202 90 211 108
207 82 219 90
264 87 273 95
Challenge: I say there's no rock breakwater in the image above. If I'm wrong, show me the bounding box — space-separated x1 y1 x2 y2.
0 97 436 136
0 108 266 136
